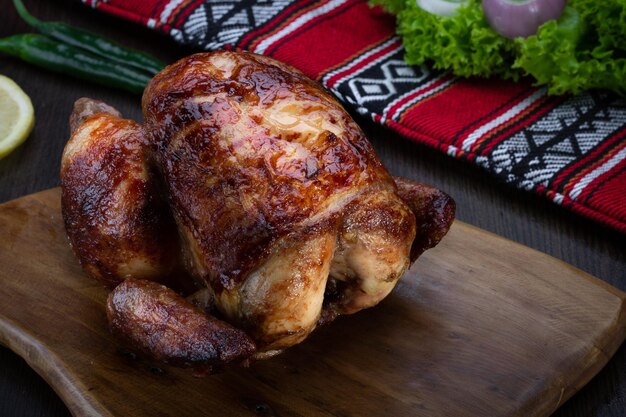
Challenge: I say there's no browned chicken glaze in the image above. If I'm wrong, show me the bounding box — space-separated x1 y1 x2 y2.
61 99 178 288
61 51 455 370
108 278 255 372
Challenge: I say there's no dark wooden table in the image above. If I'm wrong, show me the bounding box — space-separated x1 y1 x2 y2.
1 1 625 416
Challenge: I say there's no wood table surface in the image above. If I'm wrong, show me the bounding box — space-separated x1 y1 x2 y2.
1 1 625 416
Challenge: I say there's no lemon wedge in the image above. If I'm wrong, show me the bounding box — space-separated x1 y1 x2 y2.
0 75 34 159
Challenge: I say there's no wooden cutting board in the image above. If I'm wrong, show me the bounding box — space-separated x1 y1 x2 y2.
0 189 624 417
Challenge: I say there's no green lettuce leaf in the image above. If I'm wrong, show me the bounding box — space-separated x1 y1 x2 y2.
371 0 626 95
515 4 626 95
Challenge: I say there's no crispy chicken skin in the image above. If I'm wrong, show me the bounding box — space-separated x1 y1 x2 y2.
394 177 456 262
108 278 255 370
61 99 178 288
61 51 455 370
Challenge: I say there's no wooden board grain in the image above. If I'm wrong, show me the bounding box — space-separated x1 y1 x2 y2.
0 188 624 417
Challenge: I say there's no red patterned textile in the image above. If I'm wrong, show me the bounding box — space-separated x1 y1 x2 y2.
83 0 626 233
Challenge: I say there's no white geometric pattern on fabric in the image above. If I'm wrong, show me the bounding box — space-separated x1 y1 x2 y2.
346 60 430 105
346 59 430 107
170 0 293 50
475 93 626 193
329 45 438 117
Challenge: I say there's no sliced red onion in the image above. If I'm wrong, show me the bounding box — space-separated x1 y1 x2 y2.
417 0 468 17
482 0 567 38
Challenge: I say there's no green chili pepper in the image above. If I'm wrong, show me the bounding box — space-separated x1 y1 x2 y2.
13 0 166 76
0 34 151 94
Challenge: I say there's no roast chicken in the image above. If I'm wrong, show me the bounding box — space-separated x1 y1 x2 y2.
61 51 455 372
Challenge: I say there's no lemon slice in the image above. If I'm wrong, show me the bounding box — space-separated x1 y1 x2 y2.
0 75 35 159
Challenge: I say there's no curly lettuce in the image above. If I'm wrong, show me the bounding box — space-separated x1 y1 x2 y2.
371 0 626 95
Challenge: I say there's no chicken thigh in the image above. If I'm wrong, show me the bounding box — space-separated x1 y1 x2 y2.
61 51 454 371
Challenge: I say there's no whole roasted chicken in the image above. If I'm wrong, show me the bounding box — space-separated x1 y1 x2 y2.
61 51 454 372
